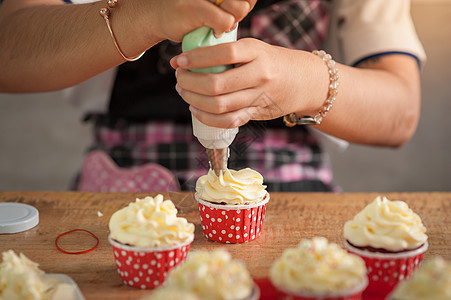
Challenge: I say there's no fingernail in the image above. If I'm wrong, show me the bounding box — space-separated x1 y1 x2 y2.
169 57 177 69
176 55 188 68
189 106 198 116
227 22 238 32
175 84 182 94
214 31 224 39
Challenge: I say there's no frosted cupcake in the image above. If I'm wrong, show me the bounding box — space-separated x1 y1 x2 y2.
389 256 451 300
108 194 195 289
270 237 368 300
143 249 259 300
343 195 428 299
0 250 82 300
195 168 269 243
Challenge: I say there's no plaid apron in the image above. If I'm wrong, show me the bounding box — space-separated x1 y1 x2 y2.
78 0 335 192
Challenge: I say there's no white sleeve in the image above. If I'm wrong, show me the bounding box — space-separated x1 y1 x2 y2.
326 0 426 66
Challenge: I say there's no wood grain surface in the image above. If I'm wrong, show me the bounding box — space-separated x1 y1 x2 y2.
0 191 449 300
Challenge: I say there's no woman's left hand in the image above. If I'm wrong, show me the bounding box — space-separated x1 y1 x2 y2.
170 38 329 128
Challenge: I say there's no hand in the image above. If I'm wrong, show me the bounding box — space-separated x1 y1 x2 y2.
147 0 256 42
170 38 329 128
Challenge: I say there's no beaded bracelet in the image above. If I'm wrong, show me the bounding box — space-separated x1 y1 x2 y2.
99 0 145 62
283 50 339 126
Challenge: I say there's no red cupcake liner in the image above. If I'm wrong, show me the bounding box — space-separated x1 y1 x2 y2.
108 235 193 289
275 291 363 300
195 193 270 244
273 277 368 300
344 240 428 299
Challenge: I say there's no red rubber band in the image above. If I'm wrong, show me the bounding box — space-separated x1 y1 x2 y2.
55 229 99 254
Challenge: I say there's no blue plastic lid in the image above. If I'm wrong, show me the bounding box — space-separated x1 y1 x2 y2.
0 203 39 234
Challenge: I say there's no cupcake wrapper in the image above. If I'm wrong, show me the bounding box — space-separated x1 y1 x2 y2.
109 235 193 289
195 193 269 244
344 240 428 299
276 291 364 300
273 276 368 300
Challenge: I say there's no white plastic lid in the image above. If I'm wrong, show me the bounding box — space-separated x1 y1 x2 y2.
0 203 39 234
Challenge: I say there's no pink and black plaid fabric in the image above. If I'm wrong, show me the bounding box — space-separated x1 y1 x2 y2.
240 0 331 51
83 116 336 192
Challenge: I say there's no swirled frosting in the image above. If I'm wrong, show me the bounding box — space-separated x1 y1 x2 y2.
270 237 367 295
164 249 254 300
390 257 451 300
0 250 74 300
195 168 267 205
344 196 427 251
109 195 195 247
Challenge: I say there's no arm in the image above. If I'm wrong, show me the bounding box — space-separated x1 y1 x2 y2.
170 39 421 147
321 53 421 147
0 0 255 93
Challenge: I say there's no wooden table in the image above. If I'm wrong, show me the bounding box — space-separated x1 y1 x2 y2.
0 191 449 299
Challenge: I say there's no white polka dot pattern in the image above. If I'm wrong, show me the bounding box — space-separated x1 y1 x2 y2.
197 203 267 244
111 244 190 289
78 150 180 192
347 249 426 298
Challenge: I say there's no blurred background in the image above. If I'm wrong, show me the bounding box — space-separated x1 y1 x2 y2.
0 0 450 192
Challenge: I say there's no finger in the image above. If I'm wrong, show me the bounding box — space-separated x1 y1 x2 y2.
226 22 238 33
176 65 259 97
188 0 236 36
211 0 241 37
175 61 267 97
176 83 261 114
172 39 258 70
190 105 260 128
207 0 254 23
245 0 258 11
219 0 252 23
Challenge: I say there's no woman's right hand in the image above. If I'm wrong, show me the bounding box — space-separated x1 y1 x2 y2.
145 0 256 42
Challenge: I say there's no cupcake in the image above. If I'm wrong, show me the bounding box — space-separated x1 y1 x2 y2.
343 195 428 299
389 256 451 300
270 237 368 300
195 168 269 243
0 250 82 300
143 249 259 300
108 194 195 289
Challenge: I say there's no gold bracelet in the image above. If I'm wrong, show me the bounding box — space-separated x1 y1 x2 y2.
99 0 145 62
283 50 339 126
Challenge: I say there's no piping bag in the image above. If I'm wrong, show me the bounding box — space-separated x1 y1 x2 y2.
182 26 239 175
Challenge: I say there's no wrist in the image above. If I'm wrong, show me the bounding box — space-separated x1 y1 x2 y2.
100 0 161 60
135 1 165 45
285 50 339 126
